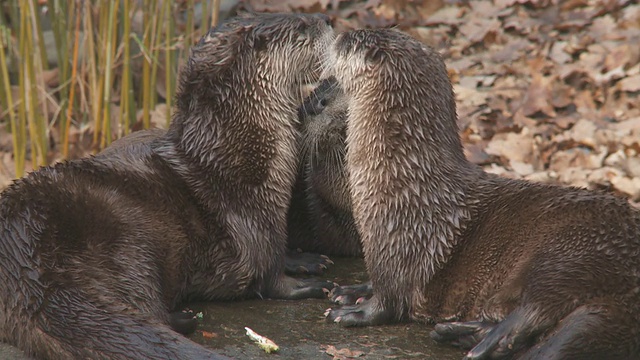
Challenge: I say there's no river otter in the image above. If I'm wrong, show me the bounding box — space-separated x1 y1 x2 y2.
288 77 361 258
101 81 355 276
323 29 640 360
0 12 334 360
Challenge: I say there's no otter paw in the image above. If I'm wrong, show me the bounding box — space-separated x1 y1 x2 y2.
169 308 198 335
430 321 496 350
324 295 393 327
270 275 337 300
285 249 334 276
463 307 542 360
290 278 337 299
328 282 373 305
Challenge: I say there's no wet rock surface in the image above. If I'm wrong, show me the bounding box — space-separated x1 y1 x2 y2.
0 258 463 360
187 258 463 359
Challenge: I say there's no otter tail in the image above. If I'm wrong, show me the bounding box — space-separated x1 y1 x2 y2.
458 301 640 360
0 196 228 360
1 285 228 360
516 302 640 360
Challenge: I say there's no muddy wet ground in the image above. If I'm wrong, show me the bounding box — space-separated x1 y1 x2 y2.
0 258 464 360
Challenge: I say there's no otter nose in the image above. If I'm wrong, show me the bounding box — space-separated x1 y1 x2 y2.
314 13 332 25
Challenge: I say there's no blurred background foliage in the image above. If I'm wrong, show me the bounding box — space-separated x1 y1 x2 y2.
0 0 639 200
0 0 236 177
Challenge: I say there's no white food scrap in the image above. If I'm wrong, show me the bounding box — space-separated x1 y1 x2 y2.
244 327 279 353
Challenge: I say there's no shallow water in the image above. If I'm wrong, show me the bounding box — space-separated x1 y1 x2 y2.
0 258 465 360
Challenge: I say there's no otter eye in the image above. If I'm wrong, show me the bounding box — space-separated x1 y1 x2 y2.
319 99 327 107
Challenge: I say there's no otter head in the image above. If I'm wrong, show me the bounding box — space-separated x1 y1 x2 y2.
176 13 334 114
324 29 463 159
299 77 351 211
168 13 335 175
299 77 347 173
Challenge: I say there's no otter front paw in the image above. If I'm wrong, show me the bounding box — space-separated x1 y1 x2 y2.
169 308 198 335
463 306 543 360
328 282 373 305
324 295 393 327
430 321 496 350
285 249 334 276
268 275 336 300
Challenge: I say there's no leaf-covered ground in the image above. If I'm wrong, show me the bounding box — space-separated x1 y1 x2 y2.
248 0 640 206
1 0 639 207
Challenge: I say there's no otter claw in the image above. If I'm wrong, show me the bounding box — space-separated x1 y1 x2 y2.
431 321 496 350
324 295 394 327
285 250 334 276
328 282 374 305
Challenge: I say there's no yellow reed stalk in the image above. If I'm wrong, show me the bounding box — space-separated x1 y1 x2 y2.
100 0 118 148
211 0 221 27
30 0 49 71
85 2 102 147
149 0 165 121
47 0 70 153
184 0 195 52
200 0 211 36
28 0 49 166
62 0 82 158
141 0 156 129
164 0 174 127
19 1 36 168
120 0 132 136
24 0 47 167
0 25 25 177
94 0 110 146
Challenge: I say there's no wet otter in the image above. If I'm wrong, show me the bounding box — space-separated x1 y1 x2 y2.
0 12 334 360
323 29 640 359
288 77 361 258
103 81 356 275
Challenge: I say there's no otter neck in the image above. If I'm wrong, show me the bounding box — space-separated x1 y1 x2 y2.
156 67 302 284
346 91 477 311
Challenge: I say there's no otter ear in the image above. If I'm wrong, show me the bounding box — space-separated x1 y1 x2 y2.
235 11 257 19
365 47 383 64
202 22 252 44
191 30 245 70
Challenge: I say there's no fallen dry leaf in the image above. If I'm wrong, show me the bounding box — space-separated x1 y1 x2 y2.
200 330 218 339
0 0 638 203
325 345 365 359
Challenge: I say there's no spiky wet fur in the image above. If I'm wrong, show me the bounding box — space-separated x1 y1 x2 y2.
329 29 473 317
325 29 640 359
0 13 333 360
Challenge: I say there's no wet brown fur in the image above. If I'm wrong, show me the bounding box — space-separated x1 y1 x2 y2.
325 29 640 359
0 13 333 360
